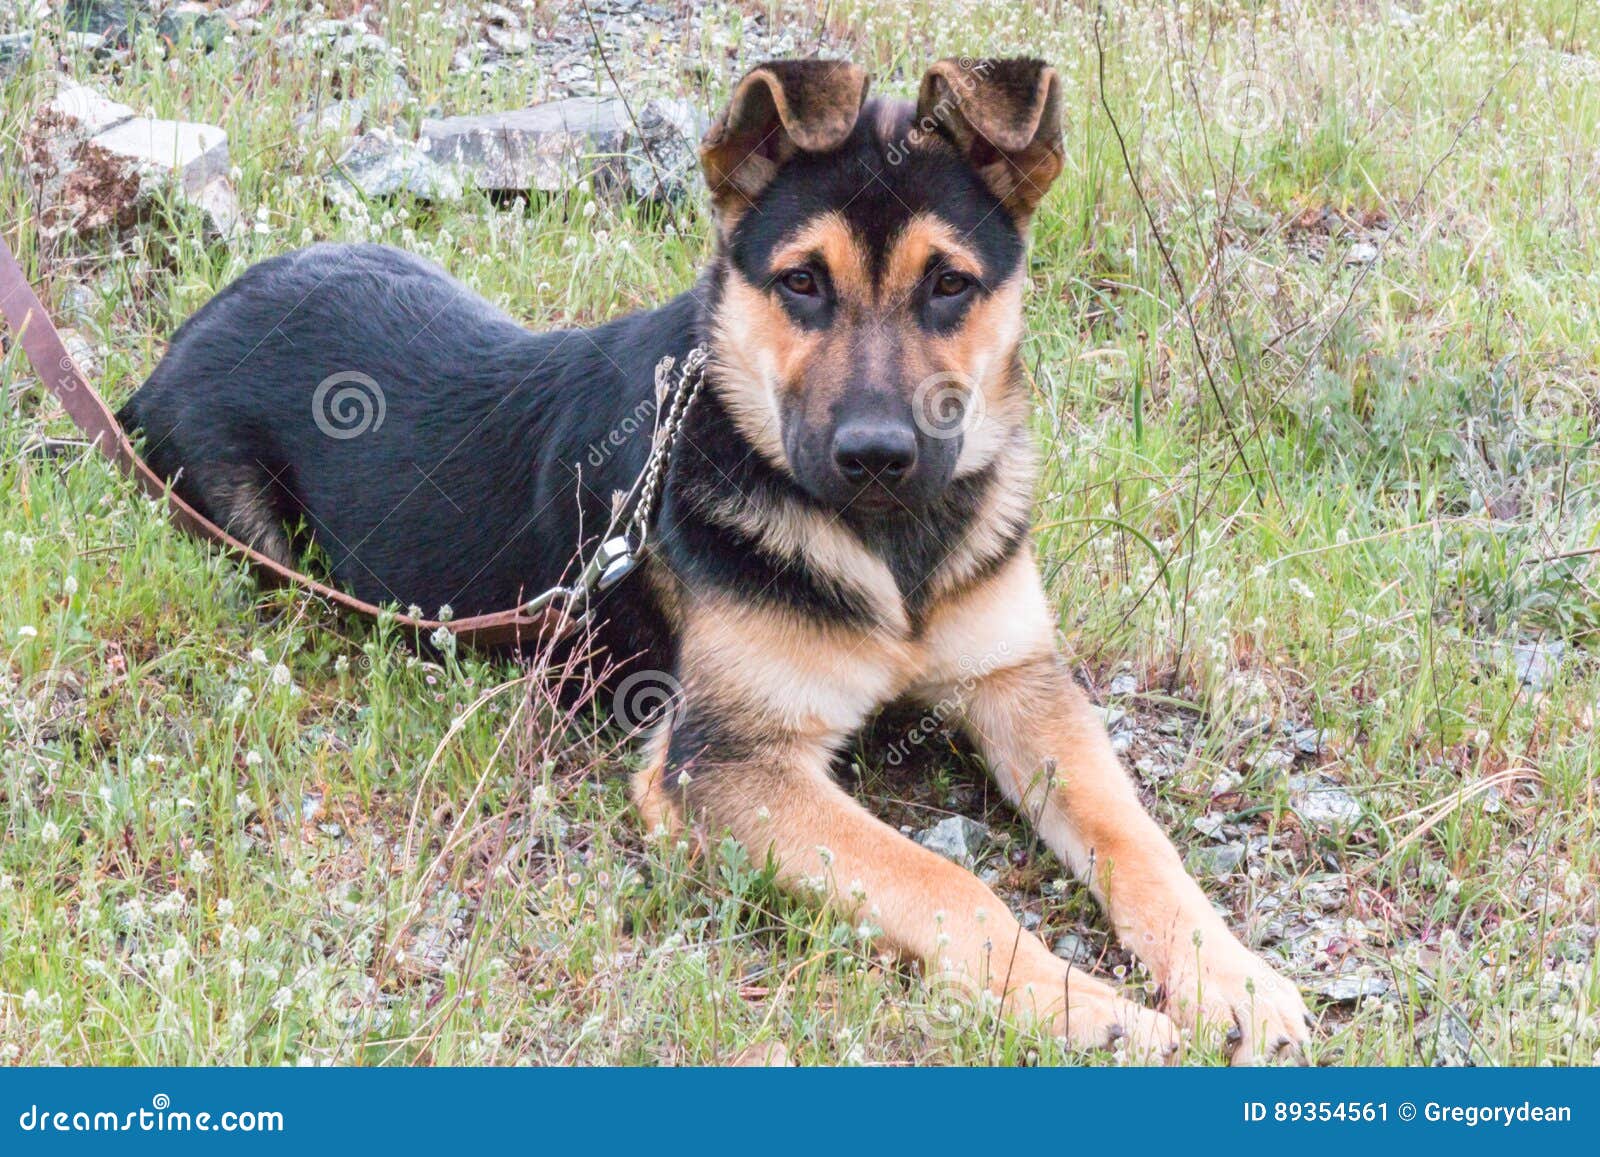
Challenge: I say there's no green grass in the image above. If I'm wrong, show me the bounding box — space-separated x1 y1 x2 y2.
2 0 1598 1065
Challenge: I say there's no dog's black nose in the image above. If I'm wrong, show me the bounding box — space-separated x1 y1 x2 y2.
832 423 918 485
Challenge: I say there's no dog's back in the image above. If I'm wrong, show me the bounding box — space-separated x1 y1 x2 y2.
120 242 695 656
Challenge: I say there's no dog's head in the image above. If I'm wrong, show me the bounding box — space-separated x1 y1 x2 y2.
700 57 1063 514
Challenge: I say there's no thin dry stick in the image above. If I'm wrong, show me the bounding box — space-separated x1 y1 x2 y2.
1092 1 1279 513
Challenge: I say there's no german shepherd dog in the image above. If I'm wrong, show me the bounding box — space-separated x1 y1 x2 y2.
120 58 1312 1062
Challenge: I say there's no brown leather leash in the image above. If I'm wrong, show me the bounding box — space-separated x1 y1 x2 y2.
0 231 673 650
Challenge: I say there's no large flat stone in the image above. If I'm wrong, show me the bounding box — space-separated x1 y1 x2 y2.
405 95 706 204
91 117 230 193
419 98 635 196
24 76 237 237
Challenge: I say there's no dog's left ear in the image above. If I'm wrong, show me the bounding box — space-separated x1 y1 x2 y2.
701 59 872 216
916 57 1064 223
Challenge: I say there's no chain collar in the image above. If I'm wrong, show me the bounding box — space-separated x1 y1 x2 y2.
523 345 709 623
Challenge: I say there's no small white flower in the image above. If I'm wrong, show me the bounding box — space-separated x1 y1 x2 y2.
62 576 78 596
245 750 262 767
17 625 37 639
40 820 60 842
270 663 292 687
216 898 234 918
250 648 268 664
271 986 293 1011
187 849 209 874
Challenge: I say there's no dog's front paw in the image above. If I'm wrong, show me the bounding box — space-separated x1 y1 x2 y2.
1164 948 1313 1064
1052 982 1183 1065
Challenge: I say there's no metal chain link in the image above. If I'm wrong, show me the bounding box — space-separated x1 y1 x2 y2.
523 344 709 620
627 344 709 550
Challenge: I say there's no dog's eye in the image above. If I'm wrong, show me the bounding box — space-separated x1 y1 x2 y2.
932 271 974 298
779 269 819 296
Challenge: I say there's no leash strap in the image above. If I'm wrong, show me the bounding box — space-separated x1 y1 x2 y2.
0 232 680 650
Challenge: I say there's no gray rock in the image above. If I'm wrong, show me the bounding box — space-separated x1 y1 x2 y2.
482 6 532 57
25 78 237 237
627 96 705 202
1188 841 1246 877
1310 972 1390 1002
1247 748 1294 773
1191 813 1229 841
333 131 462 202
1345 240 1380 265
1090 704 1127 731
1301 876 1348 911
290 17 403 69
913 815 991 868
1507 638 1564 691
419 99 631 196
1288 774 1362 826
93 115 229 187
0 32 34 78
63 1 228 51
1133 754 1174 782
413 95 704 204
45 78 135 135
59 329 102 377
1291 726 1326 755
1417 1006 1476 1066
295 99 366 137
1052 932 1097 968
1109 673 1139 696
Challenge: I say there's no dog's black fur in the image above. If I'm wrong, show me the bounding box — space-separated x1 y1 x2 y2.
120 243 690 669
117 58 1318 1060
120 75 1025 673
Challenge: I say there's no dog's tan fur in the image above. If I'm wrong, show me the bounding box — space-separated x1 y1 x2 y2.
635 56 1312 1064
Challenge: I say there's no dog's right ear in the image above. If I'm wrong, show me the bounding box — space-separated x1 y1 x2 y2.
701 60 871 217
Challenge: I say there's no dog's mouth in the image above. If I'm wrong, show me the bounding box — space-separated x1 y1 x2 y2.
840 481 905 514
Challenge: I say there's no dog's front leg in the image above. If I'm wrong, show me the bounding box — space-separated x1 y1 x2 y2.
631 713 1178 1062
955 651 1313 1062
